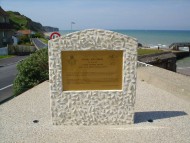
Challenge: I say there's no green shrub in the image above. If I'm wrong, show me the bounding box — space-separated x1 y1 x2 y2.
31 32 44 38
18 35 30 45
13 48 48 96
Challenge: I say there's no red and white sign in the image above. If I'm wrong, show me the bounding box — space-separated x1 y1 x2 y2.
50 32 61 39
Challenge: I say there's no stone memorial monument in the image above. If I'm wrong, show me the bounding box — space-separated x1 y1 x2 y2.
49 29 138 125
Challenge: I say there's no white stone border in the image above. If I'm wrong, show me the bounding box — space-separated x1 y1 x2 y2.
49 29 138 125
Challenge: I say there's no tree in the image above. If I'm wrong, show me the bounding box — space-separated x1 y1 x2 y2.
13 48 48 96
18 35 30 45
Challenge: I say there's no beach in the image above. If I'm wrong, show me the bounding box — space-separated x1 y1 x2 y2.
177 56 190 76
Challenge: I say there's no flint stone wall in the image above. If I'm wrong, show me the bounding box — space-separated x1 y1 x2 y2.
49 29 138 125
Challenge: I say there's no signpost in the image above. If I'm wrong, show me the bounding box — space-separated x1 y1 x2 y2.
50 32 61 39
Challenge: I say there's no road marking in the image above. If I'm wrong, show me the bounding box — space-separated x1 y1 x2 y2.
0 84 13 91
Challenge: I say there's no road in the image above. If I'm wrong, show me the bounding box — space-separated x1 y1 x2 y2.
0 64 17 102
0 56 28 103
31 38 47 49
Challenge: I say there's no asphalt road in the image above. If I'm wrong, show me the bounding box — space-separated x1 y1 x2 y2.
31 38 47 49
0 56 28 103
0 64 17 102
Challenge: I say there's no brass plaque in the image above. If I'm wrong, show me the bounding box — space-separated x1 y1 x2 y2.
61 50 123 91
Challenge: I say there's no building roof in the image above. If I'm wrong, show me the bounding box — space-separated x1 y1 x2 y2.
17 30 34 35
0 6 8 16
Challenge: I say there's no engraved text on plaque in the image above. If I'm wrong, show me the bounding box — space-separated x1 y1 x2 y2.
61 50 123 90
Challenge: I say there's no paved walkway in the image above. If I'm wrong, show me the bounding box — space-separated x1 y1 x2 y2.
1 67 190 143
138 66 190 101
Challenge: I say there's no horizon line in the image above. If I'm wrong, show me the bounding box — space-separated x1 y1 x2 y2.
58 29 190 31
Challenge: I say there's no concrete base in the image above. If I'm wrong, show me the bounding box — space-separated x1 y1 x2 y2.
1 67 190 142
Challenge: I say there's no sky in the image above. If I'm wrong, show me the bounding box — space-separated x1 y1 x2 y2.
1 0 190 30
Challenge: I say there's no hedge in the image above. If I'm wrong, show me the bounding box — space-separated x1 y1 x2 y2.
13 48 48 96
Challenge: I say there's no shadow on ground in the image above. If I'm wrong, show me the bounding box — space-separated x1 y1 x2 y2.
134 111 188 123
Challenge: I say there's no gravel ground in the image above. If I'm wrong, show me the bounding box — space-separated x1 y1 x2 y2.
1 68 190 143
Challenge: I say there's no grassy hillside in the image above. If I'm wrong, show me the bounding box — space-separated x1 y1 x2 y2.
7 11 28 30
138 49 164 55
7 11 44 32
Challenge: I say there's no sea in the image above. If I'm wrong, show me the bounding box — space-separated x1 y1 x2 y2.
59 30 190 68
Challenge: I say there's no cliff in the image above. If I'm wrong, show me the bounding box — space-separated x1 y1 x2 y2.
7 11 58 33
43 26 59 32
